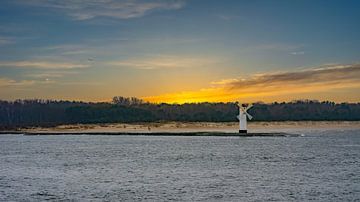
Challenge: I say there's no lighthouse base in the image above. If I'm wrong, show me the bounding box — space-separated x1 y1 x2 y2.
239 130 247 133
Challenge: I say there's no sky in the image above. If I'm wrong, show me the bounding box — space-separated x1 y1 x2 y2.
0 0 360 103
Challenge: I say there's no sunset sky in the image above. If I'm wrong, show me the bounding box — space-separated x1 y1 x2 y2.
0 0 360 103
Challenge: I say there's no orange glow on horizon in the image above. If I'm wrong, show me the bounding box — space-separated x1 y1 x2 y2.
142 80 360 104
142 64 360 104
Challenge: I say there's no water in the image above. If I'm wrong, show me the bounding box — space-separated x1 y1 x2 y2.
1 129 360 201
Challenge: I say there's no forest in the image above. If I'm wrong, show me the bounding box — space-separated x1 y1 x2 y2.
0 96 360 129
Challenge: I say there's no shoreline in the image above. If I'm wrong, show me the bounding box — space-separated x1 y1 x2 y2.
20 131 298 137
1 121 360 134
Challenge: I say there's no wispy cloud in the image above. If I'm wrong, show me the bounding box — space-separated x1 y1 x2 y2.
108 55 217 70
0 77 60 90
218 64 360 89
290 51 305 55
0 61 89 69
144 63 360 103
217 14 240 21
25 71 79 79
234 43 305 55
44 44 90 55
250 43 303 52
0 78 35 87
18 0 185 20
0 36 15 45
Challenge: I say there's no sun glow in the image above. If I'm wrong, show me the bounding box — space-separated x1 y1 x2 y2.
143 64 360 103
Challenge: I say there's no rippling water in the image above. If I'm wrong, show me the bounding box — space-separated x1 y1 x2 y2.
1 129 360 201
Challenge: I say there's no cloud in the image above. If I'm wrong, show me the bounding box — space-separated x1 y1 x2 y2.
108 55 217 70
0 77 59 90
18 0 185 20
220 64 360 88
143 64 360 103
26 71 79 79
235 43 304 54
250 43 303 52
0 78 35 87
0 61 89 69
44 44 90 55
210 78 240 85
290 51 305 55
0 36 15 45
217 14 239 21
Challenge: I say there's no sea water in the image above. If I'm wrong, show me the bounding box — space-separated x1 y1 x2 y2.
0 128 359 201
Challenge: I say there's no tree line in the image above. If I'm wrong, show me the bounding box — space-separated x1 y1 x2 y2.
0 97 359 129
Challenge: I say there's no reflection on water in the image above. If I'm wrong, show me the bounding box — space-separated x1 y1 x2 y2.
0 128 359 201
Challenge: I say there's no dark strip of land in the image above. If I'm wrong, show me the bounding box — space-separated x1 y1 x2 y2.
1 99 359 130
18 132 299 137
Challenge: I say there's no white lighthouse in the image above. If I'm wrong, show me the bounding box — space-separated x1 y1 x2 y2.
236 103 253 133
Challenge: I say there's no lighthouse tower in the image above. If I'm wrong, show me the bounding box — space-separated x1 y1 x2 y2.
236 103 253 133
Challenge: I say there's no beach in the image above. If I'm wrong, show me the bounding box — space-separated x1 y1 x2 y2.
11 121 360 134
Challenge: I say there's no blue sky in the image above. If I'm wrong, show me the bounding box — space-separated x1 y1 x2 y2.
0 0 359 102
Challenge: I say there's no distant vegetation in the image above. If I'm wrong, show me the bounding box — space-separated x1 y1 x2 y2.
1 96 360 129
